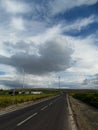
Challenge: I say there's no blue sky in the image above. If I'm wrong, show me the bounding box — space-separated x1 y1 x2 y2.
0 71 5 75
0 0 98 89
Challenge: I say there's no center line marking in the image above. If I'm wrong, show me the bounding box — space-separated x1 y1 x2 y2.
41 106 48 110
17 113 37 126
49 103 53 106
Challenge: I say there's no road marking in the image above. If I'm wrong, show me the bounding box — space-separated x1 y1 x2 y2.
52 97 61 103
49 103 53 106
17 113 37 126
41 106 48 111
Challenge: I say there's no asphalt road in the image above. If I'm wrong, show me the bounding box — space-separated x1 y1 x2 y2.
0 94 71 130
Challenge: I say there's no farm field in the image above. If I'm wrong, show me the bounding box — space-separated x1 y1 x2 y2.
71 92 98 108
0 89 59 108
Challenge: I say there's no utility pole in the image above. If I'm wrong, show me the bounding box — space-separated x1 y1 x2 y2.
12 75 17 105
12 88 15 105
58 76 60 90
22 68 25 89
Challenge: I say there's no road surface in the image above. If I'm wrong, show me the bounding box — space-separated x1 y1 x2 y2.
0 94 71 130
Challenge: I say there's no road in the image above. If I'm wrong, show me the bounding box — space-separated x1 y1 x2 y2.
0 94 71 130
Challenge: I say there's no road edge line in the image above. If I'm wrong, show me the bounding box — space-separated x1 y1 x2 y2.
67 94 78 130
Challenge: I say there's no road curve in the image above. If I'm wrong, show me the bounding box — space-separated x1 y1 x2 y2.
0 94 71 130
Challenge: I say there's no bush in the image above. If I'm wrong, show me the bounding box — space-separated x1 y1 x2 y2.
72 92 98 108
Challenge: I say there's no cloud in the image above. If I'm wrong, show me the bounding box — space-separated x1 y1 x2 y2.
82 79 89 85
82 73 98 88
63 15 97 32
49 0 98 15
0 39 73 75
1 0 30 14
0 0 98 89
11 17 25 31
0 79 24 89
26 21 48 35
1 23 98 78
0 74 55 89
67 35 98 75
0 39 72 74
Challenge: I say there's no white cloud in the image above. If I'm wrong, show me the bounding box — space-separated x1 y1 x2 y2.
49 0 97 15
0 0 98 89
0 32 98 88
67 35 98 75
1 0 30 14
63 15 97 32
24 20 48 36
11 17 25 31
1 21 98 77
29 25 62 44
0 64 16 78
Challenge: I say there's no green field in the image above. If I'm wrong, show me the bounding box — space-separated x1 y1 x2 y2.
71 92 98 108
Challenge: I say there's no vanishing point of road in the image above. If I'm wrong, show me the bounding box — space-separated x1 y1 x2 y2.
0 94 71 130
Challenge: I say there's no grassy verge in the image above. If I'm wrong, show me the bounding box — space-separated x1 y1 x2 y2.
71 92 98 108
0 93 57 108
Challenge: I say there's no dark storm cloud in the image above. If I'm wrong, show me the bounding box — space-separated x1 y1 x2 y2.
0 40 73 75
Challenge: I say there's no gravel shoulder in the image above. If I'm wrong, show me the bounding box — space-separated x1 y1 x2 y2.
69 96 98 130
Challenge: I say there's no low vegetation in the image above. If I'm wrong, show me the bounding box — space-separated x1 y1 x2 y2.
71 92 98 108
0 89 59 108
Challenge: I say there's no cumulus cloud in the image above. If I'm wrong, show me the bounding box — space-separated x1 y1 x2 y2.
66 34 98 75
0 39 73 75
0 0 98 89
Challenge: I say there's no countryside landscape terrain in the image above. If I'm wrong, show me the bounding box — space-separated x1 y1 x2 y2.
0 0 98 130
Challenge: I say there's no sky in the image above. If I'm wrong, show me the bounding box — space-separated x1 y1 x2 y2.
0 0 98 89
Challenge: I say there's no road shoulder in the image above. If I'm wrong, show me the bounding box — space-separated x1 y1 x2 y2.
67 94 78 130
69 96 98 130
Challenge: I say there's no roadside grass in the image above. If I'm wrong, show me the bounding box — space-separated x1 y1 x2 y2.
0 94 56 108
71 92 98 108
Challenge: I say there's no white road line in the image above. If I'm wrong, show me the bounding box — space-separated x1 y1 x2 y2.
17 113 37 126
49 103 53 106
41 106 48 111
52 97 61 103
